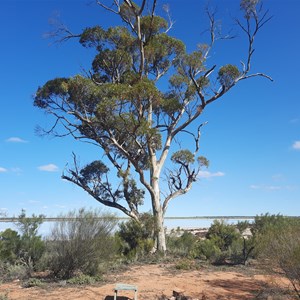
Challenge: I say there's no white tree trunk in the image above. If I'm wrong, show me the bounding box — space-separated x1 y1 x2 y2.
151 171 167 252
155 207 166 252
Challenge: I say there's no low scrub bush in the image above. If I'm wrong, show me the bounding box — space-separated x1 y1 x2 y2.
174 258 196 270
254 214 300 297
0 210 45 274
195 220 254 265
14 210 45 271
196 238 222 263
116 213 155 260
22 278 44 288
0 229 20 264
44 208 117 279
167 230 198 258
0 261 30 281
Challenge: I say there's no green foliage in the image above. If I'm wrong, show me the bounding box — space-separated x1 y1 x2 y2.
196 239 222 262
167 231 198 258
206 220 240 252
174 258 196 270
35 78 69 108
0 229 20 263
171 150 195 164
218 65 240 87
196 220 253 265
252 214 300 296
116 213 155 260
236 220 250 234
22 278 44 288
0 210 45 274
44 208 117 279
251 213 287 236
198 156 209 168
79 26 105 49
0 262 29 281
14 210 45 270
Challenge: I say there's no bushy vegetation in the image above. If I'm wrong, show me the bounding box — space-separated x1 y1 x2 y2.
14 210 45 270
1 210 300 298
116 212 155 260
196 220 255 265
252 214 300 297
43 208 117 279
167 229 198 258
0 210 45 280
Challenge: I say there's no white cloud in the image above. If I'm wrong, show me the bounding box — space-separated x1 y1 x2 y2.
198 171 225 178
38 164 59 172
6 137 28 143
292 141 300 150
0 167 7 173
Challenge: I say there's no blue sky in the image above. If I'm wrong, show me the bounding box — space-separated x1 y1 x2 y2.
1 0 300 229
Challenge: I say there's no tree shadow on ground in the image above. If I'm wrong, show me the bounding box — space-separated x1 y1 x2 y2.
205 278 265 299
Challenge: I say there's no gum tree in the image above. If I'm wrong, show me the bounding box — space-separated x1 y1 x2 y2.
34 0 272 252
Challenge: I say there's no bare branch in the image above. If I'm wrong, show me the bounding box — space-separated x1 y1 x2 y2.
95 0 120 14
239 72 273 82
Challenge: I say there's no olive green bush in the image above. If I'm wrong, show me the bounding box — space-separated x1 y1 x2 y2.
0 210 45 280
166 230 198 258
0 262 29 281
116 213 155 260
14 209 45 271
196 220 254 265
44 208 117 279
0 229 20 264
253 214 300 297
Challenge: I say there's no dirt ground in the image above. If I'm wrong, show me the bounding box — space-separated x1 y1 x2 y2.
0 263 295 300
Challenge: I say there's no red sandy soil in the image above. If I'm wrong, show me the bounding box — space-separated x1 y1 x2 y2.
0 263 296 300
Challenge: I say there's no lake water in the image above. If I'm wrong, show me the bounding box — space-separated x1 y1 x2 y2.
0 217 255 237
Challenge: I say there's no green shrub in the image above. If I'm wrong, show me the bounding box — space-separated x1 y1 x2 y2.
167 231 198 258
236 220 250 234
175 258 195 270
14 210 45 271
195 220 254 265
0 229 20 264
0 262 30 281
253 215 300 297
206 220 241 252
0 210 45 272
196 239 222 262
44 208 117 279
116 213 155 260
22 278 44 288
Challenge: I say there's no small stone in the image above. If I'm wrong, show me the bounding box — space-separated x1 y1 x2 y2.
173 289 185 297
